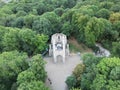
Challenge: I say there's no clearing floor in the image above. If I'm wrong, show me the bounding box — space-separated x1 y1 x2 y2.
44 54 82 90
68 37 93 53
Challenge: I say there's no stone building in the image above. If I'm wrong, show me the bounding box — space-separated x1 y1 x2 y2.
49 33 69 63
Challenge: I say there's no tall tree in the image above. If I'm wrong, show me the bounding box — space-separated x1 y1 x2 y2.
32 17 52 36
0 51 29 90
84 17 105 46
91 57 120 90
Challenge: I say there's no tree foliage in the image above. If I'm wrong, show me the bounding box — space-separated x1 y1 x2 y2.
80 53 102 90
0 51 29 90
70 88 82 90
84 17 105 46
0 0 120 89
28 54 47 82
91 57 120 90
1 26 48 55
95 8 110 19
17 54 48 90
0 0 119 50
73 64 85 87
109 13 120 23
112 42 120 57
17 81 49 90
66 75 77 89
17 71 36 85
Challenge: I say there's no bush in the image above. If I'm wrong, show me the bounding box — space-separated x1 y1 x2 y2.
73 64 85 87
66 75 77 89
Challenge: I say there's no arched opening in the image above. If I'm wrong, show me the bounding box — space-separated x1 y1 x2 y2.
56 55 63 63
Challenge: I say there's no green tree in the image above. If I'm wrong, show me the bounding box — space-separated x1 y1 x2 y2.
66 75 77 89
54 8 64 16
24 14 34 28
16 10 27 17
0 26 9 52
17 54 48 90
98 19 113 42
72 13 90 43
2 28 19 51
81 53 102 90
110 4 120 12
29 54 47 82
42 12 61 34
84 17 105 46
64 0 76 8
17 71 36 85
73 64 85 87
78 6 94 16
95 8 110 19
2 27 48 55
61 21 72 37
112 21 120 34
51 0 67 8
99 1 114 9
109 13 120 23
17 81 49 90
36 3 47 15
32 17 52 36
0 51 29 90
112 42 120 57
13 17 24 28
70 88 81 90
12 3 24 14
91 57 120 90
4 15 16 27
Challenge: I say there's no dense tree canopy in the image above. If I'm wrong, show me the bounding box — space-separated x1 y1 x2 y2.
0 0 119 50
91 57 120 90
17 54 48 90
18 81 49 90
0 51 29 90
0 26 48 55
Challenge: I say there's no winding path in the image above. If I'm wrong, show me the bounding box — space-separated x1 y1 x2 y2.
44 54 82 90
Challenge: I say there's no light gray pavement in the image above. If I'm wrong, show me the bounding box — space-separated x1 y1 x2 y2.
95 43 110 57
44 54 82 90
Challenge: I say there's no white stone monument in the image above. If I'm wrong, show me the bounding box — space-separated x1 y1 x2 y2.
49 33 69 63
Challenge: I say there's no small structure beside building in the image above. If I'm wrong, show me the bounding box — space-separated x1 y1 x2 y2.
49 33 69 63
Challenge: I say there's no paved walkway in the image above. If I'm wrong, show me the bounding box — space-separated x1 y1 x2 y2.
95 44 110 57
44 54 82 90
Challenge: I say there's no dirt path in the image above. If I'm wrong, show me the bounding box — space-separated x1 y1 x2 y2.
44 54 82 90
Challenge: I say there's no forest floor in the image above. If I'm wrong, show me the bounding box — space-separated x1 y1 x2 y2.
44 54 82 90
68 37 93 54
